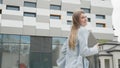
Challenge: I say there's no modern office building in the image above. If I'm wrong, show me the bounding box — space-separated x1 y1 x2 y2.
0 0 114 68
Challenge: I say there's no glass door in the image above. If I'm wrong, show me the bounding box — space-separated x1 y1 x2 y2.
0 35 2 68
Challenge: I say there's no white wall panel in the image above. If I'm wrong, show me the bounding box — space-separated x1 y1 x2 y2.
61 25 71 31
23 17 36 26
2 10 23 16
62 0 81 4
36 22 49 29
1 19 23 27
50 19 61 28
91 0 112 8
37 8 50 16
23 7 36 13
92 27 113 34
50 10 61 15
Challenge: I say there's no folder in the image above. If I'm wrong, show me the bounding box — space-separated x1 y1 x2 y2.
88 31 98 47
87 31 98 68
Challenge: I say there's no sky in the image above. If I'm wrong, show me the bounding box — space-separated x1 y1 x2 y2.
111 0 120 42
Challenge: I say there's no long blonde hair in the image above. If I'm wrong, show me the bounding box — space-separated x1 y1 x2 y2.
69 10 84 50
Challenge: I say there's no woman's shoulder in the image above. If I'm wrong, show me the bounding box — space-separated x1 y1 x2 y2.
78 26 88 34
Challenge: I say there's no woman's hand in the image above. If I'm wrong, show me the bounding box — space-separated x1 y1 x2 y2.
94 43 100 52
95 43 100 49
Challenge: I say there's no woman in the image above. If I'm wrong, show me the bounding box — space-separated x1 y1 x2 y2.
57 10 99 68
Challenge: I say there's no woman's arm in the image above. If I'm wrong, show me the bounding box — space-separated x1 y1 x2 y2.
78 28 99 57
56 40 67 68
61 40 67 55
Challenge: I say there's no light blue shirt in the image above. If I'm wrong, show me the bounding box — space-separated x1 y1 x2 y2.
57 26 98 68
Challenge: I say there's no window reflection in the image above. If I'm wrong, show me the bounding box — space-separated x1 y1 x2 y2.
20 36 30 68
52 37 67 45
50 4 61 10
2 43 19 53
21 36 30 44
3 35 20 43
67 11 73 16
0 35 2 42
24 1 36 8
52 37 67 67
118 59 120 68
6 5 20 11
0 34 30 68
24 12 36 17
2 43 19 68
0 0 2 4
20 44 30 55
0 35 2 68
96 14 105 19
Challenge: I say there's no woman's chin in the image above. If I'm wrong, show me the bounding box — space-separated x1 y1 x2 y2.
83 24 87 27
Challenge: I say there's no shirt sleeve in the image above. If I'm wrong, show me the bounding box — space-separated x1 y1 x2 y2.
78 28 98 57
56 40 67 68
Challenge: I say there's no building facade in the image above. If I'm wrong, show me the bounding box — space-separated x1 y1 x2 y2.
0 0 114 68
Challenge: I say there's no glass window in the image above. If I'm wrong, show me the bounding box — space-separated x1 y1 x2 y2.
21 36 30 44
1 34 30 68
2 43 19 68
6 5 20 11
3 35 20 43
30 36 52 68
88 18 91 22
0 9 2 14
0 38 2 68
24 1 36 8
20 43 30 54
30 52 52 68
29 52 40 68
67 11 73 16
96 23 106 28
20 36 30 55
0 35 2 50
67 20 72 25
52 37 67 67
50 4 61 10
96 14 105 19
0 0 2 4
24 12 36 17
2 43 9 52
98 59 101 68
0 34 2 42
112 25 115 30
105 59 110 68
81 8 90 13
50 14 61 19
52 37 67 45
20 44 30 68
40 53 52 68
118 59 120 68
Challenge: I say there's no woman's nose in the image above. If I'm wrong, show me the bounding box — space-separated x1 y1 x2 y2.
85 18 87 21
